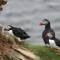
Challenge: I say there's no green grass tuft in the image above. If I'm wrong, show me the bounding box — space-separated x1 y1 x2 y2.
24 44 60 60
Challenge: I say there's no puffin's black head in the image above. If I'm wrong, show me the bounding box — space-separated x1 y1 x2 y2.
39 19 50 26
39 19 51 29
4 25 14 31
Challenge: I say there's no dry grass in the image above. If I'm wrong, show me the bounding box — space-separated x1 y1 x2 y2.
0 33 39 60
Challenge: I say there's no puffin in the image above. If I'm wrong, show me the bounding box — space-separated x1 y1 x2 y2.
39 19 60 47
5 25 30 40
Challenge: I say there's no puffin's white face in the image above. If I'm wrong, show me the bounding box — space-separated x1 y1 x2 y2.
7 25 11 29
4 25 11 31
3 25 14 36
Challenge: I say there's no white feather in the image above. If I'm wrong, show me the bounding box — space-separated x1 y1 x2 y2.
8 30 14 36
49 39 56 47
8 30 24 42
47 33 53 38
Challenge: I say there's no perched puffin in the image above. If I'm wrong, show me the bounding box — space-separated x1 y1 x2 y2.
39 19 60 47
5 25 30 40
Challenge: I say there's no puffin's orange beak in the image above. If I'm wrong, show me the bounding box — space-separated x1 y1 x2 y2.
39 21 44 26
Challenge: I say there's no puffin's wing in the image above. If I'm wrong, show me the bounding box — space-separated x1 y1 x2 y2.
47 29 55 38
50 29 55 36
54 38 60 47
15 28 29 36
19 28 27 34
47 33 53 38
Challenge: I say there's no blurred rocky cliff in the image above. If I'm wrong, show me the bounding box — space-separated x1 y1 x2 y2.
0 24 40 60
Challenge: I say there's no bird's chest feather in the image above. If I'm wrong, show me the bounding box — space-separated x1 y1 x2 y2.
42 30 49 39
8 30 14 36
49 39 56 47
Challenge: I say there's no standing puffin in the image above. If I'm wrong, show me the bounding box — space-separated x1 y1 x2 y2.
5 25 30 40
39 19 60 47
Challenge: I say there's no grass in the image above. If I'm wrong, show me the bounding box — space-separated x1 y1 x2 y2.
24 43 60 60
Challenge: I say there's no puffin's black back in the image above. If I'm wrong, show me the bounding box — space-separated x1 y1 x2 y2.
9 26 30 40
13 27 30 39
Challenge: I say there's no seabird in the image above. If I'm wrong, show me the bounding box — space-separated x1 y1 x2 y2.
5 25 30 40
39 19 60 47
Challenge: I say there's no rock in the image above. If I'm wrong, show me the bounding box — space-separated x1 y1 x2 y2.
0 0 7 11
13 47 40 60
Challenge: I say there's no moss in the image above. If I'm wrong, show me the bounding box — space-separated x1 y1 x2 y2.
24 44 60 60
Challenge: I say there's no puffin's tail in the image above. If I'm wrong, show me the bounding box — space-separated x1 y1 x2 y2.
53 37 60 47
24 35 30 39
21 34 30 40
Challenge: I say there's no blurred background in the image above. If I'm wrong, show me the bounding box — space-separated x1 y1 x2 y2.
0 0 60 45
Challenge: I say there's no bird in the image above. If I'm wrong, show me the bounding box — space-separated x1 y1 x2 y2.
39 19 60 48
5 25 30 41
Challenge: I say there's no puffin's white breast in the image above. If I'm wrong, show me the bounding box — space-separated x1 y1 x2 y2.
8 30 14 36
49 39 56 47
8 30 23 42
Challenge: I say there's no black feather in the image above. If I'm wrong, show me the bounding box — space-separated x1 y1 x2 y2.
8 25 30 40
